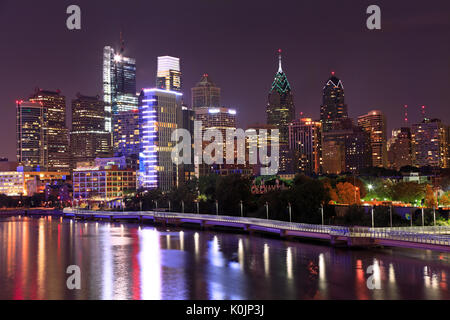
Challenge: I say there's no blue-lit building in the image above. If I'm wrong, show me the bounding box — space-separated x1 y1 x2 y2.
139 89 182 191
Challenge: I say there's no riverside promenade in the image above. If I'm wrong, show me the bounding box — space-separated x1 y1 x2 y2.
2 208 449 252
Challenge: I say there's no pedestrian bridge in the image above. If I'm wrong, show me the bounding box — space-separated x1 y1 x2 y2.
60 208 450 253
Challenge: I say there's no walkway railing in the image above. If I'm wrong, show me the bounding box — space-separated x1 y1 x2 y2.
65 209 450 247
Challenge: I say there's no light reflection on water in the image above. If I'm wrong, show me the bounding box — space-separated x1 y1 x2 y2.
0 216 449 300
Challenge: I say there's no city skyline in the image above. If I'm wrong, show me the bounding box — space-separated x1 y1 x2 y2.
0 0 449 162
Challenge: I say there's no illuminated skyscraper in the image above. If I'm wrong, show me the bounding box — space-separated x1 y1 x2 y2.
191 74 221 109
103 44 137 133
16 100 48 171
70 94 112 169
156 56 182 92
411 118 448 168
288 118 322 174
266 50 295 145
29 89 70 171
358 110 387 168
139 89 183 191
320 72 348 132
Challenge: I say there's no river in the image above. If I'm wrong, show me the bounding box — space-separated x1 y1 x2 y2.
0 215 448 299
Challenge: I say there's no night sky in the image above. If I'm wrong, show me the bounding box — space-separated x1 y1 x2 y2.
0 0 449 160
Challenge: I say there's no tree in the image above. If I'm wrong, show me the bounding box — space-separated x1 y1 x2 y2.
216 174 254 216
390 182 425 205
424 184 437 208
335 182 361 205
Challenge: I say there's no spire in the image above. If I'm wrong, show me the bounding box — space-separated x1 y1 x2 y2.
120 31 125 54
277 49 283 73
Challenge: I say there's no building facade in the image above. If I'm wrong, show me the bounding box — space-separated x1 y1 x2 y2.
320 72 348 133
73 158 136 202
387 127 413 170
29 89 70 172
288 118 322 175
358 110 387 168
16 101 47 171
191 74 221 109
411 118 448 168
156 56 182 92
70 94 111 169
113 109 140 159
139 89 183 191
103 46 137 133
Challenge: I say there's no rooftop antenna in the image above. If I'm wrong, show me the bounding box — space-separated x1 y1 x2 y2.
277 49 282 73
404 105 408 125
120 31 125 54
421 105 426 121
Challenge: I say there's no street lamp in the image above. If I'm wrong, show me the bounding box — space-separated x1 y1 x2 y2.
288 202 292 223
368 184 374 191
265 202 269 220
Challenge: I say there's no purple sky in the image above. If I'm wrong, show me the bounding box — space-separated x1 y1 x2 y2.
0 0 449 160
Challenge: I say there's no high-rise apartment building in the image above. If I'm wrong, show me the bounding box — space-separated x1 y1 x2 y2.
411 118 448 168
358 110 387 168
156 56 182 92
16 101 47 171
387 127 412 170
320 72 348 132
28 89 70 171
139 89 183 191
288 118 322 175
70 94 112 169
103 45 137 133
191 74 221 109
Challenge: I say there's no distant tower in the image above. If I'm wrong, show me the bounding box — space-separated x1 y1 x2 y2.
191 74 221 109
404 105 408 125
103 34 137 134
320 72 348 132
266 49 295 145
421 105 426 120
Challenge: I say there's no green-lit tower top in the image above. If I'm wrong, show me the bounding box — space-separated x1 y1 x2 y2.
270 49 292 94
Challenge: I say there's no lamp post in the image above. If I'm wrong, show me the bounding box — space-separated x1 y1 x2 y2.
265 202 269 220
321 204 324 226
215 200 219 216
371 206 375 228
196 201 199 214
240 200 243 217
389 205 393 228
433 207 436 226
421 207 425 227
182 200 184 213
288 202 292 223
169 200 171 212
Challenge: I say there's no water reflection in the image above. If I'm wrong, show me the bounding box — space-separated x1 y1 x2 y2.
0 216 448 300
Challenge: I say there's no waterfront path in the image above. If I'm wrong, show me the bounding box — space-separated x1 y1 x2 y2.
2 208 449 252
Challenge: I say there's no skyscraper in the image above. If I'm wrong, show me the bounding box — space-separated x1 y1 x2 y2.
288 118 322 175
195 107 238 177
29 89 70 172
320 72 348 132
411 118 448 168
70 94 112 169
387 127 412 170
139 88 183 191
156 56 182 92
358 110 387 168
267 50 295 174
16 100 47 171
103 44 137 133
266 49 295 145
191 74 221 109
